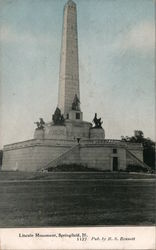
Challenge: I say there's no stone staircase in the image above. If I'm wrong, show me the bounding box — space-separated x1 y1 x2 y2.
126 148 150 170
39 142 150 172
40 144 80 171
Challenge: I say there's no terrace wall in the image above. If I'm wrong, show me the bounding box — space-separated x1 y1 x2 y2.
2 139 143 172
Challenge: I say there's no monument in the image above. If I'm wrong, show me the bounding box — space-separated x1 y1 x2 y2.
2 0 147 172
58 0 80 117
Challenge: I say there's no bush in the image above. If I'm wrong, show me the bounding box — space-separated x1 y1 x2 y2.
121 131 155 170
0 150 3 168
126 164 148 173
48 164 101 172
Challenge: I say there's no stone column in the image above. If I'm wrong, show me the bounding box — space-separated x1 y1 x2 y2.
58 0 80 118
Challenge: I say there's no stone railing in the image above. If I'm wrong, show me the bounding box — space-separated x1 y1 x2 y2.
3 138 76 150
4 138 143 151
81 139 142 148
3 139 36 150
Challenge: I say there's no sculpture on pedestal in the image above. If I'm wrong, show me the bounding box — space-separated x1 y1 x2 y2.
52 107 65 125
92 113 103 128
34 118 45 129
72 94 80 111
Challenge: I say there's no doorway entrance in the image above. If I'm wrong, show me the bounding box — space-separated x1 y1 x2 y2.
113 157 118 171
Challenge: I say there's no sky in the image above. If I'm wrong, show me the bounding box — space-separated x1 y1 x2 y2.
0 0 155 148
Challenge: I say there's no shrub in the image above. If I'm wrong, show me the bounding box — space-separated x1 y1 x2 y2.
126 164 148 173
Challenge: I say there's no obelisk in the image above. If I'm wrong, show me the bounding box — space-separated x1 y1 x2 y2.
58 0 80 118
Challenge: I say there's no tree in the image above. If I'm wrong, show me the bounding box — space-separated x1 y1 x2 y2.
121 130 155 170
0 150 3 169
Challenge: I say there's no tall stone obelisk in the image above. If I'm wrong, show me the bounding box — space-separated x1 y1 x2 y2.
58 0 80 118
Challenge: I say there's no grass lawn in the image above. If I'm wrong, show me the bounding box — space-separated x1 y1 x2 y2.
0 172 155 227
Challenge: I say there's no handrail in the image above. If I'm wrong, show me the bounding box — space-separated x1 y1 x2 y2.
40 144 79 171
126 148 150 170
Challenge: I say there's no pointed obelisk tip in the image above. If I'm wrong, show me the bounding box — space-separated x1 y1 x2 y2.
66 0 76 6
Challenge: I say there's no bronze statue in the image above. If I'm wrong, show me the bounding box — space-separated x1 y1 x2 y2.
34 118 45 129
72 94 80 111
92 113 103 128
52 107 65 125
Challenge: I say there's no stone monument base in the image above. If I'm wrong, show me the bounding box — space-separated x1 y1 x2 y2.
34 128 45 139
90 127 105 139
34 119 92 140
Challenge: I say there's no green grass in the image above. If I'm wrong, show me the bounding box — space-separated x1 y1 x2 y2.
0 174 155 227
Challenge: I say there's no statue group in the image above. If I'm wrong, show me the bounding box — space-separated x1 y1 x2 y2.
52 107 64 125
92 113 103 128
34 118 45 129
34 111 102 129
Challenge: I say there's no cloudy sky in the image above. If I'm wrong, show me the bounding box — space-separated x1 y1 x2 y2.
0 0 155 148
